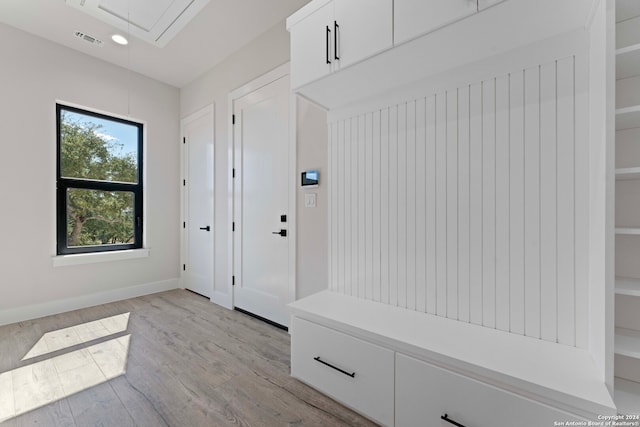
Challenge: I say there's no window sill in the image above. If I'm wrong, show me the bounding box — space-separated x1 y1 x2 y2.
52 248 150 267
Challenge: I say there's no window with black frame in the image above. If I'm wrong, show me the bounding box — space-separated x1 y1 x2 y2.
56 104 143 255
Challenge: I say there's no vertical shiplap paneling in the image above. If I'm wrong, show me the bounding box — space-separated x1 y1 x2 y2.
457 86 471 323
469 83 484 326
341 119 350 295
509 71 526 335
358 115 366 299
415 98 427 314
406 100 417 311
524 65 541 339
365 113 374 300
482 78 496 329
389 105 399 306
329 122 337 292
556 56 576 346
446 90 459 319
397 103 408 308
495 75 511 332
540 61 558 343
425 96 438 315
380 108 391 305
327 55 583 347
372 110 382 303
435 93 448 317
351 116 359 297
574 55 589 349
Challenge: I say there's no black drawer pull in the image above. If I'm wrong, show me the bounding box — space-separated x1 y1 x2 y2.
313 356 355 378
441 414 466 427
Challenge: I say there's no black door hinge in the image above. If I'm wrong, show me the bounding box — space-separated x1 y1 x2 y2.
232 114 236 125
232 168 235 178
183 222 186 229
183 137 186 144
232 276 235 286
232 222 235 232
183 179 186 186
183 264 186 271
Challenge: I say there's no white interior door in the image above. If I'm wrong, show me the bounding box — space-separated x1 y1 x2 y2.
183 106 214 298
233 74 291 327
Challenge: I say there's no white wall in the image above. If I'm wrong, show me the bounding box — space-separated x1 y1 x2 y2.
0 24 181 325
296 97 328 299
181 21 329 303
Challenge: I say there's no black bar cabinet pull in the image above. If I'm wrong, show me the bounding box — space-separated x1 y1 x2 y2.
441 414 466 427
199 226 210 231
334 21 339 60
326 26 331 64
313 356 355 378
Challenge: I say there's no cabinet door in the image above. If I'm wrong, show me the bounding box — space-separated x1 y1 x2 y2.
478 0 506 10
394 0 478 45
291 317 395 426
333 0 393 69
290 2 334 89
395 353 581 427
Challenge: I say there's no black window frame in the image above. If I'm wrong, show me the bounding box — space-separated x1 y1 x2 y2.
56 104 144 255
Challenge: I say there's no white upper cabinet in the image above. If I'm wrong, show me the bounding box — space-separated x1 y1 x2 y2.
333 0 393 69
478 0 507 10
394 0 478 45
288 0 392 89
289 1 335 90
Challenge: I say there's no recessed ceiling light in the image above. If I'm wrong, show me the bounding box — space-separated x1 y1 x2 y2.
111 34 128 45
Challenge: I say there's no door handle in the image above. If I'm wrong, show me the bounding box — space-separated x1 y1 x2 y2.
199 226 211 231
272 229 287 237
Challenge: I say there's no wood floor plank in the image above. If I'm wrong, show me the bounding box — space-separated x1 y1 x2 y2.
13 398 76 427
0 290 376 427
65 381 135 427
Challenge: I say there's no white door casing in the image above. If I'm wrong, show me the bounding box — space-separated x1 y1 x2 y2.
229 64 296 327
181 105 214 298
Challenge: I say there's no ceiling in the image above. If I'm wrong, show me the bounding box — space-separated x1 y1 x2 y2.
0 0 309 88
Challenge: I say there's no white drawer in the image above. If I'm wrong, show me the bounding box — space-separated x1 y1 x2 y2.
290 317 394 426
395 353 582 427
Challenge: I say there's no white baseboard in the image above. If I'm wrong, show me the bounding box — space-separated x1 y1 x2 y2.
0 279 180 326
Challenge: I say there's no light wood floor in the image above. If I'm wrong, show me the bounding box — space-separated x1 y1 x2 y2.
0 290 377 426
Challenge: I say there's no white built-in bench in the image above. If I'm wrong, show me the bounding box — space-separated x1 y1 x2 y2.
289 291 616 427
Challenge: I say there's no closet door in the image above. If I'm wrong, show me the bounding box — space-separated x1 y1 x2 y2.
394 0 478 45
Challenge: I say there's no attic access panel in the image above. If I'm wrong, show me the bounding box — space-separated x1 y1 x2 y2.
66 0 210 47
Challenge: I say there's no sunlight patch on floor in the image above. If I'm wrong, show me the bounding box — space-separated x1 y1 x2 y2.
0 315 131 423
22 313 130 361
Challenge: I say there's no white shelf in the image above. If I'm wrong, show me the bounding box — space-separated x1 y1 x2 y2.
616 328 640 359
616 227 640 235
614 378 640 415
616 105 640 130
616 167 640 180
616 277 640 297
617 43 640 80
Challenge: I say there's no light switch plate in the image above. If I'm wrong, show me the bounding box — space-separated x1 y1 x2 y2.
305 193 317 208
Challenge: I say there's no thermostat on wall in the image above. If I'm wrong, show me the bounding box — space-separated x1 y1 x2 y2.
301 170 319 188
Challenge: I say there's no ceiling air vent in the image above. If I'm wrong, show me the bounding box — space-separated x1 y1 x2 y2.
66 0 210 48
74 31 104 47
